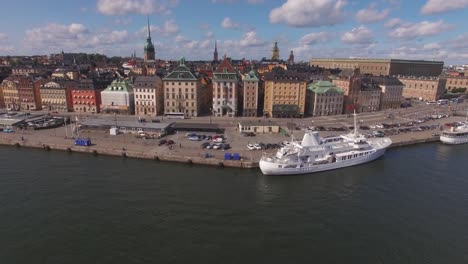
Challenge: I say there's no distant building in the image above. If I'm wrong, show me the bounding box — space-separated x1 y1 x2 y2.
271 42 280 61
306 81 344 116
134 75 164 116
144 16 155 62
446 76 468 93
1 77 20 110
357 80 381 113
17 76 46 111
263 67 308 118
242 67 260 117
40 80 76 112
163 57 206 117
287 50 294 65
72 79 109 113
368 76 403 110
398 76 446 101
238 120 280 134
213 56 239 117
310 58 444 77
100 79 134 115
12 66 44 76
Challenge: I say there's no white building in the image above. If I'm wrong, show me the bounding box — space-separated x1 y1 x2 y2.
101 79 134 115
213 56 239 117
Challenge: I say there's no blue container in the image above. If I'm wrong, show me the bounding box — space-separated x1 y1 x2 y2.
75 138 92 146
224 153 231 160
233 153 240 160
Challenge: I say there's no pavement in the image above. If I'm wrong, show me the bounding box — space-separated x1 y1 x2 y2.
1 101 467 163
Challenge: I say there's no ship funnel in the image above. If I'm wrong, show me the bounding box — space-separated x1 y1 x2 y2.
302 131 321 147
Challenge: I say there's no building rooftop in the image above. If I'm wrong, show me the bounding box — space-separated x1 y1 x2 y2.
134 76 161 88
263 67 308 81
307 80 344 94
163 58 197 81
238 120 279 126
82 118 174 130
102 79 133 93
311 58 444 64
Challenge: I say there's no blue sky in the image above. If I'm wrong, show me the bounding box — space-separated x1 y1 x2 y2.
0 0 467 64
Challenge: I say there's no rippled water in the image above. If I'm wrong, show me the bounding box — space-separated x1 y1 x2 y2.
0 144 467 263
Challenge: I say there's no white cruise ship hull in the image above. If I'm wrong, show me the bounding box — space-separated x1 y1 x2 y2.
440 135 468 145
259 147 387 175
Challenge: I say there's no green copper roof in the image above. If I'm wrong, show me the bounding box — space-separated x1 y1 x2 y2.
307 80 343 94
103 79 133 92
163 62 197 81
244 69 259 82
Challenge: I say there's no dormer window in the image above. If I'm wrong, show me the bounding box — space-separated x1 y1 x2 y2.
223 67 227 73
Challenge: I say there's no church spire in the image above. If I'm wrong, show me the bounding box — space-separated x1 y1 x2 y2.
147 15 151 39
213 40 219 62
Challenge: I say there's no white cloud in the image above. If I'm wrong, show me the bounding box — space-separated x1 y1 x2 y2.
384 18 404 28
299 32 333 45
175 34 188 43
205 31 214 38
355 4 390 23
211 0 265 3
422 42 441 50
90 30 129 46
25 23 89 45
269 0 346 27
114 17 133 26
239 31 266 47
0 33 8 41
23 23 130 55
421 0 468 15
97 0 178 15
221 17 240 29
388 20 451 39
155 20 179 35
138 20 179 37
341 26 374 45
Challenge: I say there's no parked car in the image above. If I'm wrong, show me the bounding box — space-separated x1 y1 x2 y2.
247 144 256 150
201 142 210 148
166 140 175 145
213 143 222 150
254 143 262 150
3 128 14 133
372 131 385 137
213 137 223 143
158 139 167 146
222 143 231 150
189 136 200 141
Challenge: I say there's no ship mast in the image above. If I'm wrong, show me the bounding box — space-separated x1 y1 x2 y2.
353 110 358 136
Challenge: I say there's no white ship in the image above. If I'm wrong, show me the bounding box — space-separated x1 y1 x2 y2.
440 111 468 145
259 114 392 175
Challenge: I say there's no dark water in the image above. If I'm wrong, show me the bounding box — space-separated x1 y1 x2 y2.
0 144 467 264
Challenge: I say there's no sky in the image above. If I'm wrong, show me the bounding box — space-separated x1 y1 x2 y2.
0 0 467 65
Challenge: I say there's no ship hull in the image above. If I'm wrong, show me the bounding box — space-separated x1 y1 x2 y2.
440 136 468 145
260 147 387 176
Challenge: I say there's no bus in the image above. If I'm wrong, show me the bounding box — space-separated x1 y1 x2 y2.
437 99 449 105
164 112 185 119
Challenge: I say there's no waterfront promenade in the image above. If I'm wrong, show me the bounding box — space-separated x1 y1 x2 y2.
1 103 466 169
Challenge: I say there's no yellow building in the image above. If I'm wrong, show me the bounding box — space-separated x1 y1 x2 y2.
263 67 307 118
1 77 20 110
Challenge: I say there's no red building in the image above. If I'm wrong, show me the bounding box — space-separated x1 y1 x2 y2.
17 76 47 111
72 79 109 113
